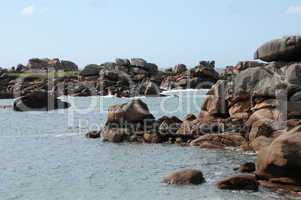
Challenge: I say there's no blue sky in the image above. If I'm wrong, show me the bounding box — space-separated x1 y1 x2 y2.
0 0 301 69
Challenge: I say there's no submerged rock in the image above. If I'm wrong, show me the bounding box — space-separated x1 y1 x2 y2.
162 169 205 185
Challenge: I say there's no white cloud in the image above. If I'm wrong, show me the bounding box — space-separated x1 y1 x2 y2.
287 5 301 15
21 5 35 16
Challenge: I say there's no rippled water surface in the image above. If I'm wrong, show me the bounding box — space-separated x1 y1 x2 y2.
0 90 282 200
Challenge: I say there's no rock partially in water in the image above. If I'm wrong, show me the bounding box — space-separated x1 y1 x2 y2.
101 128 129 143
259 178 301 197
237 162 256 173
101 99 159 143
251 136 273 153
13 91 70 112
162 169 205 185
191 133 246 149
85 130 101 139
216 175 259 191
107 99 155 124
256 130 301 182
143 132 161 143
157 116 182 135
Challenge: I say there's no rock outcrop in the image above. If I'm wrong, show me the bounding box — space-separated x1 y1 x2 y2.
80 58 163 97
0 68 14 99
101 99 156 143
26 58 78 71
254 35 301 62
160 61 219 90
195 36 301 194
91 99 197 144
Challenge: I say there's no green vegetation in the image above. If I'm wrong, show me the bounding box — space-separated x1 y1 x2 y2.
7 71 80 80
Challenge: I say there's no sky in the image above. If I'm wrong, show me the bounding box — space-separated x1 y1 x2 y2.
0 0 301 69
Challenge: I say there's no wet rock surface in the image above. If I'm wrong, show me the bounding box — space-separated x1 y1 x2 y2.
216 175 259 191
162 169 205 185
4 36 301 197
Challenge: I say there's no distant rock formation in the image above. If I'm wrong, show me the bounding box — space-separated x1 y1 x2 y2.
160 61 219 90
1 57 222 99
26 58 78 72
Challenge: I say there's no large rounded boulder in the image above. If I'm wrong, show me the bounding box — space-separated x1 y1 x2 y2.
130 58 158 73
256 130 301 182
107 99 155 123
80 64 103 76
254 36 301 62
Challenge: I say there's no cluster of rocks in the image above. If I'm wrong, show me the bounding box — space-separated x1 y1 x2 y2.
0 58 218 111
80 58 163 97
197 35 301 196
160 61 219 90
0 68 14 98
86 35 301 197
0 58 80 100
79 58 219 97
86 99 196 144
1 57 220 111
16 58 79 72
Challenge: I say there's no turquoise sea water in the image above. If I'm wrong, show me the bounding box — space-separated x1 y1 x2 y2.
0 90 283 200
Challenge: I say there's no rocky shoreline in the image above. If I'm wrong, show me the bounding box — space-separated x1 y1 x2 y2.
84 35 301 198
1 35 301 197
